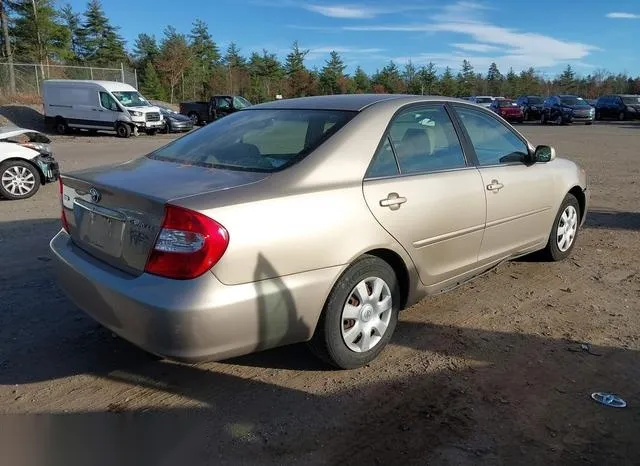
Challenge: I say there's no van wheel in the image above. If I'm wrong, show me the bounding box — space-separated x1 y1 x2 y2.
55 118 69 135
308 255 400 369
0 160 41 200
116 123 131 138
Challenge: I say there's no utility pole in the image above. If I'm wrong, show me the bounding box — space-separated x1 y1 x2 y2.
0 0 16 93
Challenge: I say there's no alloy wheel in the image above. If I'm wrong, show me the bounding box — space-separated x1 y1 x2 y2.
1 165 36 197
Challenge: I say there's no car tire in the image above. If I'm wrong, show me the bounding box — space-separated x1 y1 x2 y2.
146 129 157 136
554 114 563 125
618 111 626 121
308 255 400 369
585 121 592 125
55 117 69 135
115 123 131 138
541 112 547 125
0 160 41 200
541 193 581 262
595 111 601 120
188 112 200 125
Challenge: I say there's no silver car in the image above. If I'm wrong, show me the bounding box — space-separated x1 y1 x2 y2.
51 95 589 369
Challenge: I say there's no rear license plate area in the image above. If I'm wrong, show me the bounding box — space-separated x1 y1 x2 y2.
75 201 125 256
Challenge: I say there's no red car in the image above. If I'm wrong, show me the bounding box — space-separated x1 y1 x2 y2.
489 99 524 123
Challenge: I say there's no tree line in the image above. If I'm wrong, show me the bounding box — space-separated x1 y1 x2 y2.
1 0 639 103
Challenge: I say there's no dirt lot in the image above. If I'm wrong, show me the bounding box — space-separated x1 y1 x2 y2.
0 122 639 466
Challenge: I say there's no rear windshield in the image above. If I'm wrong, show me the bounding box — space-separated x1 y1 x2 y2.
560 96 588 106
528 97 542 104
148 109 357 172
622 96 640 104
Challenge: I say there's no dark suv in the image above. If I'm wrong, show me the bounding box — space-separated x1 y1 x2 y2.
595 95 640 121
541 95 594 125
515 95 544 121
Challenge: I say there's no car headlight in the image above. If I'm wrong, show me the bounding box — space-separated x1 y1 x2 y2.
129 110 143 117
628 107 637 112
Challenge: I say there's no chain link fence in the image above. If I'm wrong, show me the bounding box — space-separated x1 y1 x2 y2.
0 63 138 96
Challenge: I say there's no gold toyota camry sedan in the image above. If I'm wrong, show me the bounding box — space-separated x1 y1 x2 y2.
51 95 589 369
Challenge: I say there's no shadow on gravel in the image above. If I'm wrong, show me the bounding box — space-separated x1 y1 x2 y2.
1 324 639 466
1 218 639 465
585 210 640 231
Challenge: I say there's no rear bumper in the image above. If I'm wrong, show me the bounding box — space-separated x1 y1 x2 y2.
50 231 339 362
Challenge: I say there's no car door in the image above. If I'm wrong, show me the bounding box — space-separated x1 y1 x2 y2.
451 104 555 263
214 96 233 119
97 92 120 127
362 104 486 288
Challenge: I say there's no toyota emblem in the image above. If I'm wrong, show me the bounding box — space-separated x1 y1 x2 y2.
89 187 101 203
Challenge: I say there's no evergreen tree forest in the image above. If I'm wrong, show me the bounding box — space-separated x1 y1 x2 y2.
1 0 639 103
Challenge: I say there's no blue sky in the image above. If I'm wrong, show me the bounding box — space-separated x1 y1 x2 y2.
65 0 640 76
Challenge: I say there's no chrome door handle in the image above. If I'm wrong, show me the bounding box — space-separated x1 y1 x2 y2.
380 192 407 210
486 179 504 191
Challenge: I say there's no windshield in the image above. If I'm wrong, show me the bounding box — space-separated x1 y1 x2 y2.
148 109 357 172
112 91 150 107
497 100 515 107
475 97 492 103
622 96 640 104
233 96 252 109
560 96 589 106
528 97 542 104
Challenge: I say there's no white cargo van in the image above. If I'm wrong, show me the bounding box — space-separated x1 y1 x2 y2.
42 80 164 138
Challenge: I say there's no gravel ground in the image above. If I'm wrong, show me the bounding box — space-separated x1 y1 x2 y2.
0 122 639 466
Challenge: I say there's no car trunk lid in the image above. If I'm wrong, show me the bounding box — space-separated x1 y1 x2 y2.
61 156 269 275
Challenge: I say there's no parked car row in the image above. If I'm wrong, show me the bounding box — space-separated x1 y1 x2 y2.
467 93 640 126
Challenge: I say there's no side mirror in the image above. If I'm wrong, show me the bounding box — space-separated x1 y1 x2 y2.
534 145 556 163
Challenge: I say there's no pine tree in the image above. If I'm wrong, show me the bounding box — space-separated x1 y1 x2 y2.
140 60 166 100
505 67 518 97
438 66 457 96
188 19 220 98
285 41 313 97
372 61 404 93
487 62 503 96
133 33 158 66
418 62 437 95
456 59 475 97
78 0 126 66
319 50 346 95
59 3 81 62
557 65 576 93
10 0 70 73
352 66 370 93
403 60 421 95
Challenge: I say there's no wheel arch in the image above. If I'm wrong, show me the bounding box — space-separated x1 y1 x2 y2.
358 248 411 311
568 185 586 222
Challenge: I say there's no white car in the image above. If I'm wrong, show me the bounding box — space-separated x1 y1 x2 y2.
0 126 60 200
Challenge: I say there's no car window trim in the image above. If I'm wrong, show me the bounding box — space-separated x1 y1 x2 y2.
363 101 474 181
448 102 533 168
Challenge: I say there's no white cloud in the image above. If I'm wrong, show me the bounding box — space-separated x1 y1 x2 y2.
452 42 501 53
305 4 376 19
341 1 599 72
606 12 640 19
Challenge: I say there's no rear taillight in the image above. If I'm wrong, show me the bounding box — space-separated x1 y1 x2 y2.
144 204 229 280
59 178 69 232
